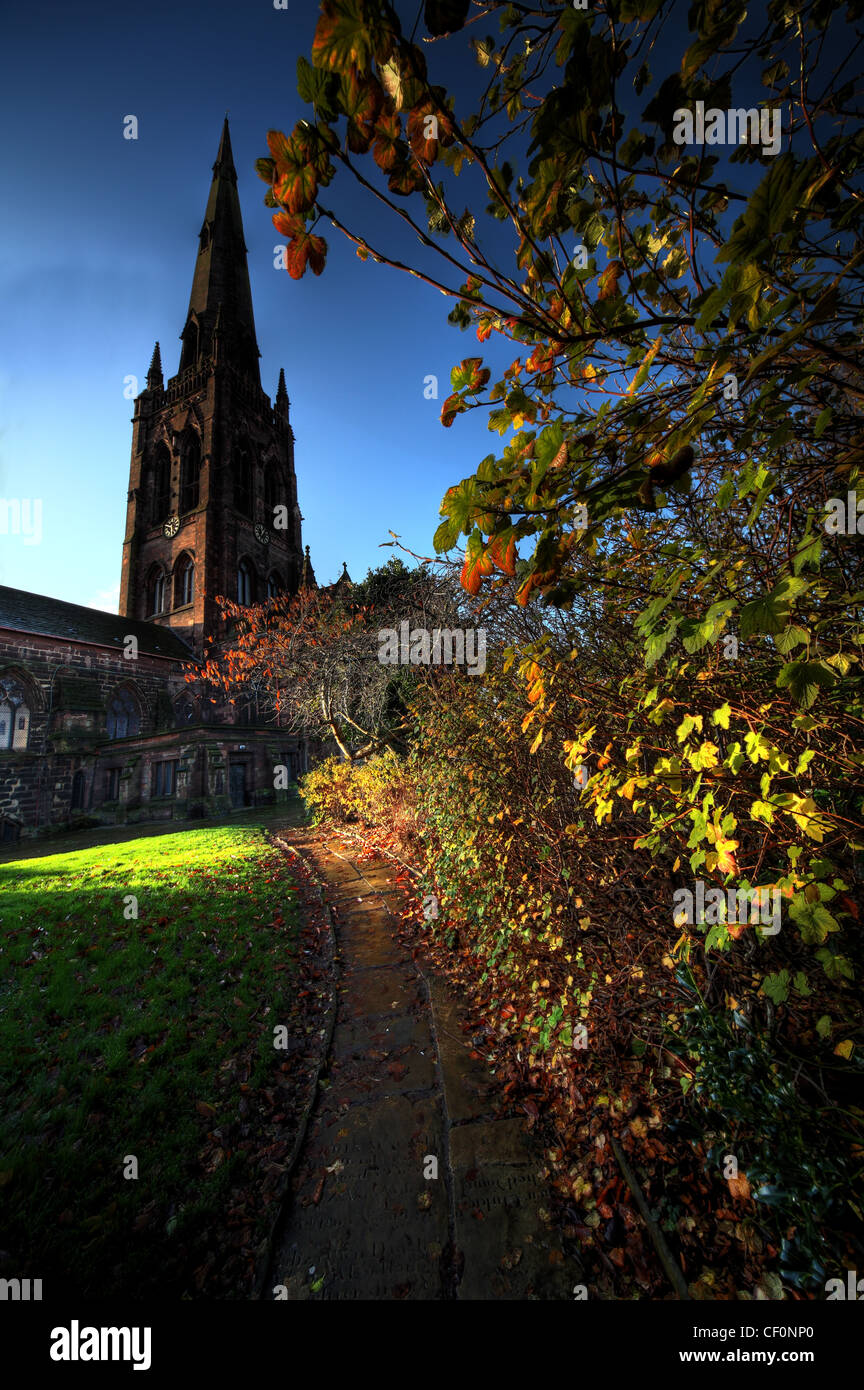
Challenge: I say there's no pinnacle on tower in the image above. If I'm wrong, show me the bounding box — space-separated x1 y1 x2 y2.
301 544 317 589
275 368 290 415
146 342 163 391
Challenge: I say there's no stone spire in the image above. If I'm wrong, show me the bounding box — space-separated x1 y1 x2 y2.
301 544 317 589
275 368 290 417
178 117 260 382
146 341 163 391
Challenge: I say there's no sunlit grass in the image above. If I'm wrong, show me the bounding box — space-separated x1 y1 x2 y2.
0 824 301 1296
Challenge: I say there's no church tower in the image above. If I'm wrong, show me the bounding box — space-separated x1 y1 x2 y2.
119 118 304 657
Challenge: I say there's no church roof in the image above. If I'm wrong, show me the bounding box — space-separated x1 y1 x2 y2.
0 586 195 662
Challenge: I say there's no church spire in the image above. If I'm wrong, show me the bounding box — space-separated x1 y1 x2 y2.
178 117 261 383
213 114 235 179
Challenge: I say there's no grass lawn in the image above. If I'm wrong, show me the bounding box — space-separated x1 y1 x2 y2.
0 822 328 1298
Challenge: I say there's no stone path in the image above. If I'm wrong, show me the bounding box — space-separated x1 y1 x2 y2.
266 827 580 1301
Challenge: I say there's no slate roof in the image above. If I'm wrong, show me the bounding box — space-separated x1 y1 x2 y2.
0 586 195 662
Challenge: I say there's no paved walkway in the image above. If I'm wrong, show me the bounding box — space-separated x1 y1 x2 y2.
266 827 579 1301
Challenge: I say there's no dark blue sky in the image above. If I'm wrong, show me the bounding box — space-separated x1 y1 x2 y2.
0 0 500 608
1 1 852 609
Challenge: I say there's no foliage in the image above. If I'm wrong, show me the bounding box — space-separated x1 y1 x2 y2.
301 748 408 825
673 983 864 1287
197 558 446 761
253 0 864 1291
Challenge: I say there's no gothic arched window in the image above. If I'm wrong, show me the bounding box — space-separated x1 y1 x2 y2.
235 448 253 518
175 696 196 726
264 466 282 516
267 571 283 599
107 688 141 740
0 677 31 751
179 433 201 513
238 558 256 606
71 769 85 810
175 554 194 608
183 320 199 367
147 566 167 616
152 444 171 525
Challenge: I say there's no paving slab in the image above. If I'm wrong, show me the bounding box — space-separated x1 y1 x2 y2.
268 831 582 1301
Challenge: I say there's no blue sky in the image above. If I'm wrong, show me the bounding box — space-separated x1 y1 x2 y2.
0 1 848 610
0 0 503 608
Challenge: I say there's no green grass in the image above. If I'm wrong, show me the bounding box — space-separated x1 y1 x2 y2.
0 823 309 1297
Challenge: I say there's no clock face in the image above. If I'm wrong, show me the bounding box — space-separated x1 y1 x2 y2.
254 523 270 545
163 516 180 538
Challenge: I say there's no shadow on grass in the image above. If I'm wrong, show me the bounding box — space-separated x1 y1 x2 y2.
0 792 309 866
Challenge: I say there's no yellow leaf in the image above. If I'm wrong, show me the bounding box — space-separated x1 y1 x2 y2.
625 333 662 395
835 1040 854 1059
529 727 544 754
715 837 739 875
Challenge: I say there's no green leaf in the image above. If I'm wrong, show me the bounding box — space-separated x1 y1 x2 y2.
776 660 838 709
774 626 808 654
761 970 790 1005
433 518 459 552
740 594 786 639
815 950 854 983
711 702 731 729
296 56 339 120
789 897 839 944
814 407 833 439
771 575 810 605
687 809 708 848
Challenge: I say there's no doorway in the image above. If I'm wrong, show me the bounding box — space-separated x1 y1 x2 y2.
229 762 249 808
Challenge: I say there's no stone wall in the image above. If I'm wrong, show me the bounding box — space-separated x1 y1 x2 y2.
0 628 309 840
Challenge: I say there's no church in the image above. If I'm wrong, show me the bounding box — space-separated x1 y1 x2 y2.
0 119 330 843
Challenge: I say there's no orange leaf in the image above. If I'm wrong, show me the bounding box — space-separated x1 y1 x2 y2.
487 532 516 576
460 554 482 596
